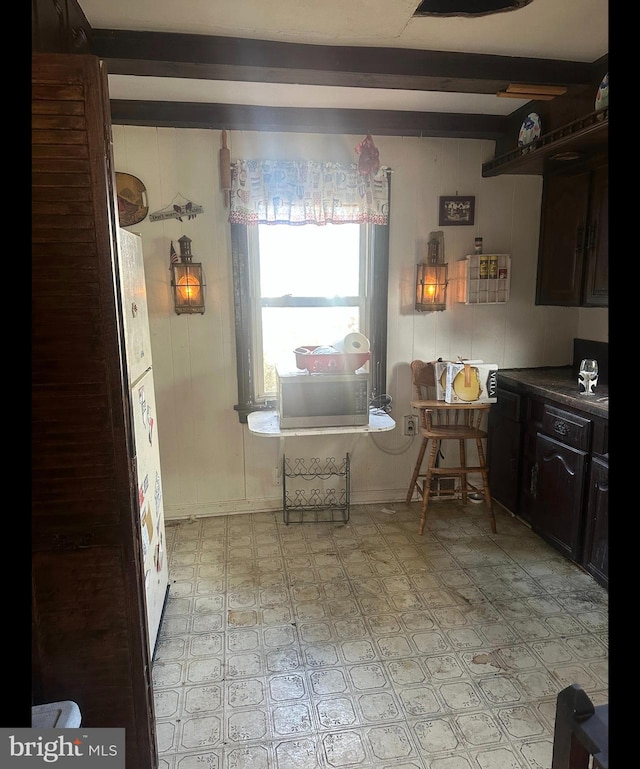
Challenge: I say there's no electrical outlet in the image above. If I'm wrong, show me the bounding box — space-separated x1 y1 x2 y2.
273 466 281 486
404 415 417 436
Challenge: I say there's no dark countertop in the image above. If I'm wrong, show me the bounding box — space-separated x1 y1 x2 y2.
497 367 608 418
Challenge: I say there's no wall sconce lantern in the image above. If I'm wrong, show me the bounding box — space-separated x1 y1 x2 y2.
415 235 448 312
171 235 206 314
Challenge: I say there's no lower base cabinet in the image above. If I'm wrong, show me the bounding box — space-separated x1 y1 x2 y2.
582 456 609 588
533 433 587 561
488 382 608 589
487 388 522 515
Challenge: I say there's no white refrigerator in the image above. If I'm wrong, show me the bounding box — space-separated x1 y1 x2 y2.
117 228 169 657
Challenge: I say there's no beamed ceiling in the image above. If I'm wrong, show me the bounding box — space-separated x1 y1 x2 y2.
77 0 609 138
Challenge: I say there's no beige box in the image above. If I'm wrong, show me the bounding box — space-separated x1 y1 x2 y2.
433 359 483 400
433 361 450 400
445 362 498 403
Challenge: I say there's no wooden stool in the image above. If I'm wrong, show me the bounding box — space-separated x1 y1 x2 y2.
405 360 497 535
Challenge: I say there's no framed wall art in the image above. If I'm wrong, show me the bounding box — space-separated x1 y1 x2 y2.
439 196 475 226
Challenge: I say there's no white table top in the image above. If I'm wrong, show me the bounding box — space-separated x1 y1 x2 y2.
247 409 396 437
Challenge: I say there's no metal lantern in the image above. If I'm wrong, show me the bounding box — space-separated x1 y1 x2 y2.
415 262 448 312
171 236 205 314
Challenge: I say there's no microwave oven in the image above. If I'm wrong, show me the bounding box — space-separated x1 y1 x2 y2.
276 368 370 428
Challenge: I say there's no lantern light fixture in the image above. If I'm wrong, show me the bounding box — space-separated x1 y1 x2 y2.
171 235 206 314
415 234 448 312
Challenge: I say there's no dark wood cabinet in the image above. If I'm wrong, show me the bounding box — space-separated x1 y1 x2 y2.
32 0 91 54
518 397 544 526
488 380 608 589
488 388 522 515
583 454 608 589
536 157 608 307
533 433 588 561
583 163 608 306
32 53 158 767
582 456 608 587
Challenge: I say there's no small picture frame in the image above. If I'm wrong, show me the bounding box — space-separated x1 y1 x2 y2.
439 196 475 226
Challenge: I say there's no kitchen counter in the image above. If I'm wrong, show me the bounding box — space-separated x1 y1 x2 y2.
497 366 608 418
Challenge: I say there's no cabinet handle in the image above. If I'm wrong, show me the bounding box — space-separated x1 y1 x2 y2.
530 463 538 498
576 224 585 252
553 418 569 437
586 221 597 250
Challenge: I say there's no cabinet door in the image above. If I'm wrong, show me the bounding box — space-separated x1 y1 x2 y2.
488 389 522 514
536 169 590 306
517 397 544 525
532 433 587 560
582 456 608 588
583 162 608 306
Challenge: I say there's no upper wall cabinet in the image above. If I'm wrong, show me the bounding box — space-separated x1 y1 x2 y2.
535 156 608 307
32 0 92 54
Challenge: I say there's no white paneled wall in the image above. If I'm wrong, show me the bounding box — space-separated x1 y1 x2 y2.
112 126 608 520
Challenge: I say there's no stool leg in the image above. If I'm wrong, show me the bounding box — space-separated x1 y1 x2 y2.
407 437 428 504
419 439 440 536
459 439 468 504
476 438 497 533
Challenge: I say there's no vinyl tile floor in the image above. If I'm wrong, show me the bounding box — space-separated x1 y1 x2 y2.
153 500 608 769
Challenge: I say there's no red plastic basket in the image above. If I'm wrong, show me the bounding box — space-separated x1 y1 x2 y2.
293 345 371 373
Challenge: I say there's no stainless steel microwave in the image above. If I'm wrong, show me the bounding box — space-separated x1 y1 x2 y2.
276 369 370 428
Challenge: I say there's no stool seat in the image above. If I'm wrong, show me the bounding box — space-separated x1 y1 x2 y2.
406 361 497 536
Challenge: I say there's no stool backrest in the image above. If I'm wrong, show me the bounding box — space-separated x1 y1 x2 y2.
410 360 490 431
410 360 437 400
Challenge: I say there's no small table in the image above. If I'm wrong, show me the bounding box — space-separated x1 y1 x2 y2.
248 409 396 523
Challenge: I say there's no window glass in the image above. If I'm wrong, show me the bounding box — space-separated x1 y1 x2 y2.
259 224 360 297
252 223 366 399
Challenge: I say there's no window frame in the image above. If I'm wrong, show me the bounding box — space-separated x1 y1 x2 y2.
231 172 390 423
230 224 389 424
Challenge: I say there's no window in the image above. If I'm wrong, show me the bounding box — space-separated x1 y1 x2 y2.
250 223 367 399
231 222 389 422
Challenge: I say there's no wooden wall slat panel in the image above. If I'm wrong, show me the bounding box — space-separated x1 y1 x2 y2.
32 51 157 768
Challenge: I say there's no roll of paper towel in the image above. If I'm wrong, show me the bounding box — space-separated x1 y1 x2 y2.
334 332 370 353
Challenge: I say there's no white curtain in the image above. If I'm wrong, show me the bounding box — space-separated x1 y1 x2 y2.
229 160 389 225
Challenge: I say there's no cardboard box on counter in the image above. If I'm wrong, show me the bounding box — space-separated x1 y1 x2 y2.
432 359 484 401
445 362 498 403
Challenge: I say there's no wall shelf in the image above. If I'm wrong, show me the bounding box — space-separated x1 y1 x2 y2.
482 109 608 177
456 254 511 304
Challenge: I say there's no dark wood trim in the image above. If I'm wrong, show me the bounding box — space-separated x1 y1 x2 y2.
482 110 608 177
91 29 596 95
109 100 509 138
370 221 390 401
230 223 256 424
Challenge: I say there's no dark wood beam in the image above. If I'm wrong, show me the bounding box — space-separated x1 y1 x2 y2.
92 29 595 96
108 100 509 138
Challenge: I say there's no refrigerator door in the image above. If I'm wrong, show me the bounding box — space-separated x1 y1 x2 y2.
118 228 153 385
131 367 169 656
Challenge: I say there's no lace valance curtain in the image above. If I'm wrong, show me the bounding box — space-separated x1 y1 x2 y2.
228 160 389 226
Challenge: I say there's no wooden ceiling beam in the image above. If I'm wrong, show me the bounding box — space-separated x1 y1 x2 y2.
108 100 509 138
91 29 596 96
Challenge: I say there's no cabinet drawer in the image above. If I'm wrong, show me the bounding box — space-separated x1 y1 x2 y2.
494 388 521 421
541 405 592 451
